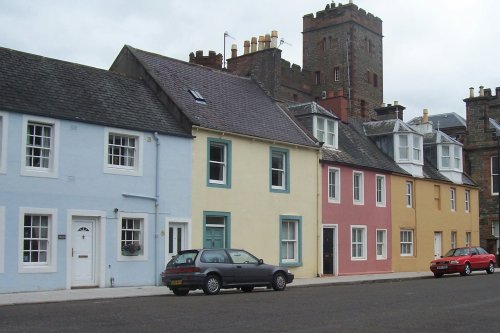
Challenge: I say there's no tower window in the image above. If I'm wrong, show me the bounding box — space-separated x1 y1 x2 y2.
334 67 340 82
315 71 321 85
373 74 378 88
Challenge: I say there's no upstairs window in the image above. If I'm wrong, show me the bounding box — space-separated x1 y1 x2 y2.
270 148 289 193
22 116 59 178
398 135 409 160
406 181 413 208
440 144 461 171
450 188 456 211
441 145 450 168
353 171 364 205
315 71 321 85
492 156 499 195
397 133 422 164
465 190 470 212
104 128 143 176
328 167 340 203
207 138 231 188
413 135 421 161
376 175 386 207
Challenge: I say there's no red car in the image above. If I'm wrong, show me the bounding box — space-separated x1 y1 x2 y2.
430 246 496 278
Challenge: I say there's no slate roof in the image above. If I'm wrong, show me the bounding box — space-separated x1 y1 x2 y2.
288 102 340 120
423 131 462 146
408 112 466 130
0 46 190 137
363 119 417 136
321 119 408 175
122 46 318 148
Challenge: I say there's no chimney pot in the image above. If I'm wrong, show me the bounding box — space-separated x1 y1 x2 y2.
423 108 429 123
251 37 257 53
258 36 264 51
394 101 399 106
479 85 484 97
231 44 237 58
271 30 278 48
243 40 250 54
264 34 271 49
469 87 475 98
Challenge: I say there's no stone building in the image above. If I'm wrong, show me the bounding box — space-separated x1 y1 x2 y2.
463 86 500 255
189 1 383 122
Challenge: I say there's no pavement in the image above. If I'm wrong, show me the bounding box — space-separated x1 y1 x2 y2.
0 271 433 306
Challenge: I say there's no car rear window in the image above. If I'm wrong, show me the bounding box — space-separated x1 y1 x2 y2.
168 251 198 266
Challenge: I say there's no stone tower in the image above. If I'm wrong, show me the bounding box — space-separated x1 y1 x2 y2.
302 1 383 120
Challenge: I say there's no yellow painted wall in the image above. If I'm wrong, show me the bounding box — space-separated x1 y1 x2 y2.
191 128 321 278
391 175 479 272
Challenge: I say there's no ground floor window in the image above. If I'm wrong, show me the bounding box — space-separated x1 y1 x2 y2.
351 226 367 260
376 229 387 260
280 215 302 266
400 230 414 256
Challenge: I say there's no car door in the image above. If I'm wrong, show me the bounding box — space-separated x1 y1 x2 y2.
475 247 490 268
227 250 269 284
469 247 481 269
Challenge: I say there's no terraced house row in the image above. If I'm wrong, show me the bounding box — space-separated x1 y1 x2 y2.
0 2 480 293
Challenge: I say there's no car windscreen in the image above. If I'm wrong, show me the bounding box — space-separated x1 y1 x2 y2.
444 248 469 257
168 251 198 267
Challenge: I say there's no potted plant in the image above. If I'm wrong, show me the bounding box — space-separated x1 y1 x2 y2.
121 242 141 256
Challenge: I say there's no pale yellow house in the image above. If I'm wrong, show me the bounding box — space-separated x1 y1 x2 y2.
111 46 322 278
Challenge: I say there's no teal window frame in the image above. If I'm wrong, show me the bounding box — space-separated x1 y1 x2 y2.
203 211 231 248
279 215 302 267
207 138 231 188
269 147 290 193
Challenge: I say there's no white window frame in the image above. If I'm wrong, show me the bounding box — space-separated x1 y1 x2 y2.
400 230 414 257
18 207 58 273
353 171 364 205
209 142 227 185
280 218 300 264
314 116 338 149
406 181 413 208
0 112 7 174
0 207 4 273
491 156 498 195
453 145 461 169
334 67 340 82
376 174 386 207
328 167 341 203
441 145 451 168
351 225 367 260
21 115 59 178
465 232 472 247
412 135 421 162
376 229 387 260
451 231 457 249
271 149 288 192
450 188 456 211
104 127 143 176
465 190 470 213
117 212 148 261
398 134 409 161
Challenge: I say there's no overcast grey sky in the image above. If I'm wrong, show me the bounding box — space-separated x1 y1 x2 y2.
1 0 498 121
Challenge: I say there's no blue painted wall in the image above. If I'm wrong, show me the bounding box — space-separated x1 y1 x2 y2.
0 111 192 293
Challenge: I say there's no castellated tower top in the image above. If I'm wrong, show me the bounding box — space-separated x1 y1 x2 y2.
303 1 382 36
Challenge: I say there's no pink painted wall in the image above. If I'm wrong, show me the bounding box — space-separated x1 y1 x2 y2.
322 163 392 275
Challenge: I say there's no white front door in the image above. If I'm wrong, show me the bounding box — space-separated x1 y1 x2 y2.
72 219 96 287
434 232 442 259
167 223 187 263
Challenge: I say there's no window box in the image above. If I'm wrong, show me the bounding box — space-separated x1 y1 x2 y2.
121 242 142 256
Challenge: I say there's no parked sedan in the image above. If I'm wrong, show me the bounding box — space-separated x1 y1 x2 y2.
161 249 294 296
430 246 496 278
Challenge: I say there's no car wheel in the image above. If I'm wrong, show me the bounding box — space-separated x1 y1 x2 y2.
460 263 471 276
486 261 495 274
171 288 189 296
241 286 254 293
202 275 221 295
272 272 287 291
433 273 443 278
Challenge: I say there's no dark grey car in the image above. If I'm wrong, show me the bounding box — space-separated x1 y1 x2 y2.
161 249 294 296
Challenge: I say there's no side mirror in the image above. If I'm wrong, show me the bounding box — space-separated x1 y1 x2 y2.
258 259 264 265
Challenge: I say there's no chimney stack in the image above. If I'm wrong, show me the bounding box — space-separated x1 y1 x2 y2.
271 31 278 48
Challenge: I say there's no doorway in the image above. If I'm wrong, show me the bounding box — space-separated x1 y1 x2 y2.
323 226 337 275
434 232 442 259
71 218 97 287
167 222 188 263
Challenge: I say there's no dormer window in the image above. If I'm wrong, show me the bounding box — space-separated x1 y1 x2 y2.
188 89 206 104
314 116 338 149
396 133 422 164
439 144 462 171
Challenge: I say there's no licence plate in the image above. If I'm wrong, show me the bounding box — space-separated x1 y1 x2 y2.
170 279 182 286
437 265 448 270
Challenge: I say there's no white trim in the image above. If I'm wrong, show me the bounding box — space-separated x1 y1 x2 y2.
164 217 192 266
465 190 470 213
375 228 387 260
450 187 456 212
20 115 60 178
321 224 338 276
406 181 413 208
0 207 5 273
327 167 341 204
400 229 414 257
353 171 364 205
350 225 367 260
103 127 144 177
117 212 148 261
66 210 106 289
375 174 386 207
18 207 58 273
0 112 8 174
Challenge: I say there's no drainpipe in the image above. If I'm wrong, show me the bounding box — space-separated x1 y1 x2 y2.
153 132 160 285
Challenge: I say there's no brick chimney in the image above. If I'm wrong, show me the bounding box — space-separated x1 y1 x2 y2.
374 101 405 120
189 50 223 69
317 89 349 123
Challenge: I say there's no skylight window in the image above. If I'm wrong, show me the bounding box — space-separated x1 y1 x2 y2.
188 89 206 104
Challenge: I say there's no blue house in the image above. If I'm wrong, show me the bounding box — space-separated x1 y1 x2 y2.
0 47 192 293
